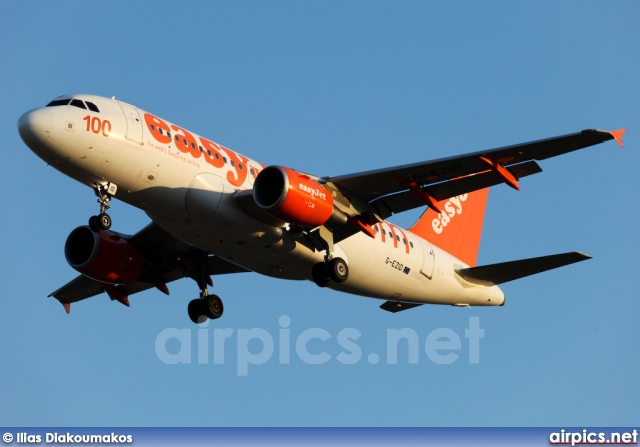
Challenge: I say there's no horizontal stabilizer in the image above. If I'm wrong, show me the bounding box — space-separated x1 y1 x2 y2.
455 252 591 286
380 301 423 313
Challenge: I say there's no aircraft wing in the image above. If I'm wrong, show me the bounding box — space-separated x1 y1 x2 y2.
324 129 624 218
48 223 249 313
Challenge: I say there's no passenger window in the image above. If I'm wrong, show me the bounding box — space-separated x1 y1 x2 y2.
199 146 204 153
70 99 87 110
230 160 235 167
238 164 243 171
159 129 164 135
86 101 100 112
46 99 70 107
409 242 414 248
223 157 227 163
175 135 180 142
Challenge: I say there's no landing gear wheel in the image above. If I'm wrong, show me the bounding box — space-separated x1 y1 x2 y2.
203 294 223 320
312 262 331 288
88 215 100 232
97 212 112 230
188 299 207 324
328 257 348 283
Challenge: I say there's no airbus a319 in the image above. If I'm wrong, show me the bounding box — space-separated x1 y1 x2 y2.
17 95 625 323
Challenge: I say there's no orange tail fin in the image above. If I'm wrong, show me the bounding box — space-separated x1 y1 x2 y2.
407 188 489 267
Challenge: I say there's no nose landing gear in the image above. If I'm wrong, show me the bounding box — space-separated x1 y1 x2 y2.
188 293 224 324
88 183 117 231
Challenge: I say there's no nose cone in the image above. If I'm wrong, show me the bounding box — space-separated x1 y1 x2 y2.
18 108 53 150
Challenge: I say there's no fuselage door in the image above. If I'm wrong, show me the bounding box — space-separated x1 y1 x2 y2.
117 101 144 144
420 240 435 279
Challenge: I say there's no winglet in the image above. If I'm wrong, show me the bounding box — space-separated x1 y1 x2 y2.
61 302 71 314
609 129 626 148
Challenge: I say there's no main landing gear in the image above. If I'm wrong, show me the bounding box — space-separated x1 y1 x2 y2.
185 251 225 324
308 226 349 288
88 183 117 232
312 257 349 287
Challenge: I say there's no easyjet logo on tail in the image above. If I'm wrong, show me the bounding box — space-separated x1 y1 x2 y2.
431 194 468 234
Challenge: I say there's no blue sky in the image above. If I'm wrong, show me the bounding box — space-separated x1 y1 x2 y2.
1 1 638 427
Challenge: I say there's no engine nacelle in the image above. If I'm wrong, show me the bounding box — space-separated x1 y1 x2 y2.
253 166 347 227
64 226 144 285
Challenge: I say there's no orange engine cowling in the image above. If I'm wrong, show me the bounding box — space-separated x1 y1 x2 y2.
253 166 347 227
64 226 144 284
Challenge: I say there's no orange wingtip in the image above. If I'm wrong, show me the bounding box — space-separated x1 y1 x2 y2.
61 302 71 314
609 129 626 148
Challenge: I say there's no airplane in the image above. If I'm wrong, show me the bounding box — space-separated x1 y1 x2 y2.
17 94 625 323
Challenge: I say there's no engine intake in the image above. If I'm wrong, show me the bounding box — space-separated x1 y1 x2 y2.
254 166 347 227
65 226 144 285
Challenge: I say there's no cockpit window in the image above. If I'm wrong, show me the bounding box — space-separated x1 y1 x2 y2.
45 98 101 113
85 101 100 112
46 99 71 107
70 99 87 110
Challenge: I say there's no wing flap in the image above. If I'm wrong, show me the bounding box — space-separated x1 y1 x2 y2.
371 160 542 217
325 129 619 204
455 252 592 286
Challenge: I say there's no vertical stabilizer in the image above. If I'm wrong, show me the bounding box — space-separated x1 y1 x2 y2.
407 188 489 267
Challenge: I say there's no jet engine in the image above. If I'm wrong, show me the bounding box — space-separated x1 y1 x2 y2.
64 226 144 284
253 166 347 227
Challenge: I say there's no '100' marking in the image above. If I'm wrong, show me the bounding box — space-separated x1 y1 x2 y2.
83 115 111 137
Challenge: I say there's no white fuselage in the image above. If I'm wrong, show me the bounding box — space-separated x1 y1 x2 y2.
19 94 504 307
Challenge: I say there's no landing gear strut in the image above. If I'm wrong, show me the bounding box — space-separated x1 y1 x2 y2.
185 251 225 324
89 183 117 231
308 226 349 288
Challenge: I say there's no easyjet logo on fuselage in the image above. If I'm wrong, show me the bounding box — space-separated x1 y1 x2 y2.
431 194 468 234
143 112 258 188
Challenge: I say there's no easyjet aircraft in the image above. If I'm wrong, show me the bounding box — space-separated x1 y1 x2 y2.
17 95 625 323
